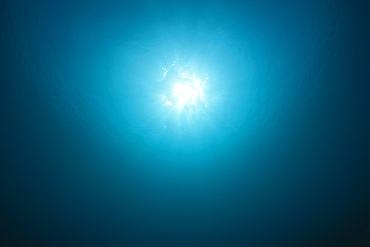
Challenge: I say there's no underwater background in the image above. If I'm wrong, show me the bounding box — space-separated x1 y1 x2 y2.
1 0 370 246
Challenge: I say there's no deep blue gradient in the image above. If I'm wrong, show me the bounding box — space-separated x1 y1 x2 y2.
1 0 370 246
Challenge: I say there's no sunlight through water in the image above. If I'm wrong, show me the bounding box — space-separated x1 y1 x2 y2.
163 70 207 110
111 37 252 144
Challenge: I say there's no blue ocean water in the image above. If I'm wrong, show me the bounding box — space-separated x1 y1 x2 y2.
1 0 369 246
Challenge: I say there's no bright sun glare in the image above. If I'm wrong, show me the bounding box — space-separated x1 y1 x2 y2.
163 72 207 110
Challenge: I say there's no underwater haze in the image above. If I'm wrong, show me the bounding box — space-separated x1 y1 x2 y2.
1 0 370 246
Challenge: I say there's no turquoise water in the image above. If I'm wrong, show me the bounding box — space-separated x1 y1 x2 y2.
1 0 370 246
